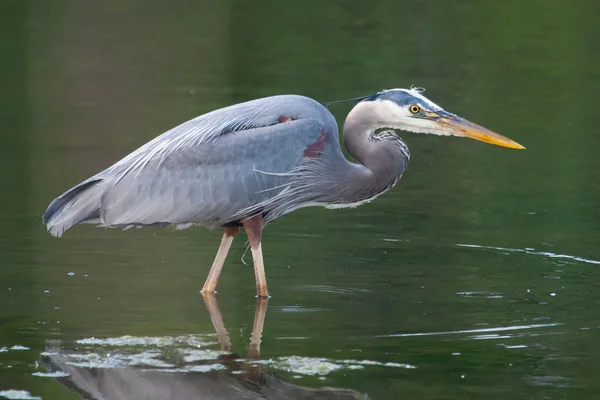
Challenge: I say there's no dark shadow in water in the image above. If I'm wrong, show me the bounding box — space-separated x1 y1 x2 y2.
42 294 368 400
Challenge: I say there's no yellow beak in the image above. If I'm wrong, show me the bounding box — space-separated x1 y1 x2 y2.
426 111 525 150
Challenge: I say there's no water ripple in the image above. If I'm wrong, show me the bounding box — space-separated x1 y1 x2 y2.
456 243 600 265
271 306 331 313
377 323 562 338
0 390 41 400
456 291 504 299
292 285 370 296
39 334 414 377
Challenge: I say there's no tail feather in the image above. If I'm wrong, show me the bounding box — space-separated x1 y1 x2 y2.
43 179 104 237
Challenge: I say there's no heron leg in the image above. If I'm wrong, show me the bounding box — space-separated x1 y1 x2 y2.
201 227 239 294
242 214 269 298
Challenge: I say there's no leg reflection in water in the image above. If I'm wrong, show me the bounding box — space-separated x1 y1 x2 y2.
42 294 368 400
202 293 267 383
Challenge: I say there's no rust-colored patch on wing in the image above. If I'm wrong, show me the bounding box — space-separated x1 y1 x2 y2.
303 128 326 158
278 116 294 123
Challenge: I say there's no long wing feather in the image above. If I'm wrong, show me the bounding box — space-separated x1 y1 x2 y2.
100 119 329 227
106 95 336 181
43 94 339 235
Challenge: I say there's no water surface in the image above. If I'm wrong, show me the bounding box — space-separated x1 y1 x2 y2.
1 1 600 399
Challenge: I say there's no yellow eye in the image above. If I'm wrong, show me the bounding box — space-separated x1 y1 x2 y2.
409 105 421 114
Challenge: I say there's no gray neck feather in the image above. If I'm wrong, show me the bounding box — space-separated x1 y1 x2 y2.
328 102 409 205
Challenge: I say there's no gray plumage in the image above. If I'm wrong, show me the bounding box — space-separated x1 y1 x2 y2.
43 93 412 237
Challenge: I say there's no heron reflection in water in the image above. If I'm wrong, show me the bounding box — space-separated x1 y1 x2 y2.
43 295 368 400
42 88 524 297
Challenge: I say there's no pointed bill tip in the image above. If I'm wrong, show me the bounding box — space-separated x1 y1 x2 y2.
435 113 525 150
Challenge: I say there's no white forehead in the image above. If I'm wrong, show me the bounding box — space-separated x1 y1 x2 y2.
383 87 443 111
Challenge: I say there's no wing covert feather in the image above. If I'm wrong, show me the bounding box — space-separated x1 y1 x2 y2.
100 118 330 227
103 95 337 180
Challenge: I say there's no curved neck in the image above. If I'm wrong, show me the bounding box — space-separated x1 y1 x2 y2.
343 102 408 182
312 102 409 207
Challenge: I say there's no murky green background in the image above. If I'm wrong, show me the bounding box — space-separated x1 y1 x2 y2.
1 0 600 399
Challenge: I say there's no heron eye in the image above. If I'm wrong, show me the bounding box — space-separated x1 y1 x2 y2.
409 105 421 114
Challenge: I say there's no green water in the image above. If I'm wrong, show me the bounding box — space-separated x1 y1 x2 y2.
1 0 600 398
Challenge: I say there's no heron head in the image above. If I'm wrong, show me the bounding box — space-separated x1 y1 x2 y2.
356 88 524 150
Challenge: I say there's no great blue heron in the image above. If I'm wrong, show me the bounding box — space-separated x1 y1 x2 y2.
42 88 524 298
